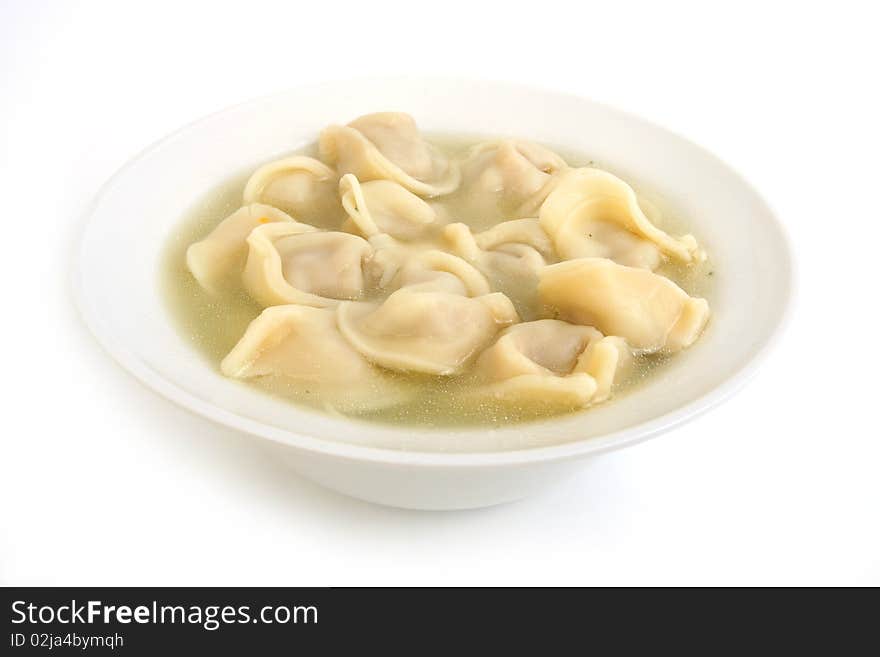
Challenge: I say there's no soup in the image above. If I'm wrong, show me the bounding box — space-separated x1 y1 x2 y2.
163 113 712 427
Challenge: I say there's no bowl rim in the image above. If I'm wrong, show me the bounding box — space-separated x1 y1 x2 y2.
73 76 796 469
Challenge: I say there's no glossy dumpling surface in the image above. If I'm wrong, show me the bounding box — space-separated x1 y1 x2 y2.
221 305 411 411
186 203 294 294
444 219 556 318
319 112 460 197
339 174 439 240
540 168 702 269
445 218 556 274
389 249 490 296
458 140 568 218
364 234 489 296
539 257 710 352
337 289 519 375
242 156 342 228
470 320 630 406
242 222 372 308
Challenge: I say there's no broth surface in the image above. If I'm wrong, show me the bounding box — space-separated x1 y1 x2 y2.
163 135 713 427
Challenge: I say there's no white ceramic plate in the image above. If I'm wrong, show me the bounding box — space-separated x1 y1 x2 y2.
75 78 793 509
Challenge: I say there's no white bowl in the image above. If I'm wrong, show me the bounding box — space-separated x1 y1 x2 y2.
75 78 793 510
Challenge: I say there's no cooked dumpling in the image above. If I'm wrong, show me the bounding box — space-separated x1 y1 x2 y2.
221 304 411 411
389 249 490 296
360 233 432 290
444 218 556 274
470 320 631 406
174 116 716 427
540 168 702 269
539 257 710 353
357 228 488 296
444 219 556 318
339 174 439 240
242 156 342 228
319 112 460 197
364 234 489 297
242 222 372 308
576 334 632 402
186 203 295 294
337 289 519 375
457 140 568 219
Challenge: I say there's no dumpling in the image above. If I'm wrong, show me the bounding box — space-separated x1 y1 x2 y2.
444 218 556 274
389 249 491 296
242 222 372 308
339 174 439 240
242 156 343 228
539 257 710 353
186 203 294 294
576 333 632 402
444 219 556 318
337 289 519 375
361 233 422 287
221 304 411 411
456 140 568 220
539 168 703 269
470 320 631 406
363 234 488 296
319 112 460 197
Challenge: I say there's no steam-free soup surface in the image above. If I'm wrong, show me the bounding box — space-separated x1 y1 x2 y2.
164 125 713 427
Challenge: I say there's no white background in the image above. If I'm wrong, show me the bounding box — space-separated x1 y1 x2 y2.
2 0 878 586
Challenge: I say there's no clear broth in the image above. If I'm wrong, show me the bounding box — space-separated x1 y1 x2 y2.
162 136 714 428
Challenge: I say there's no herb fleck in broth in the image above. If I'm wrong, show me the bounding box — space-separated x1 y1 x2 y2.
162 134 713 428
